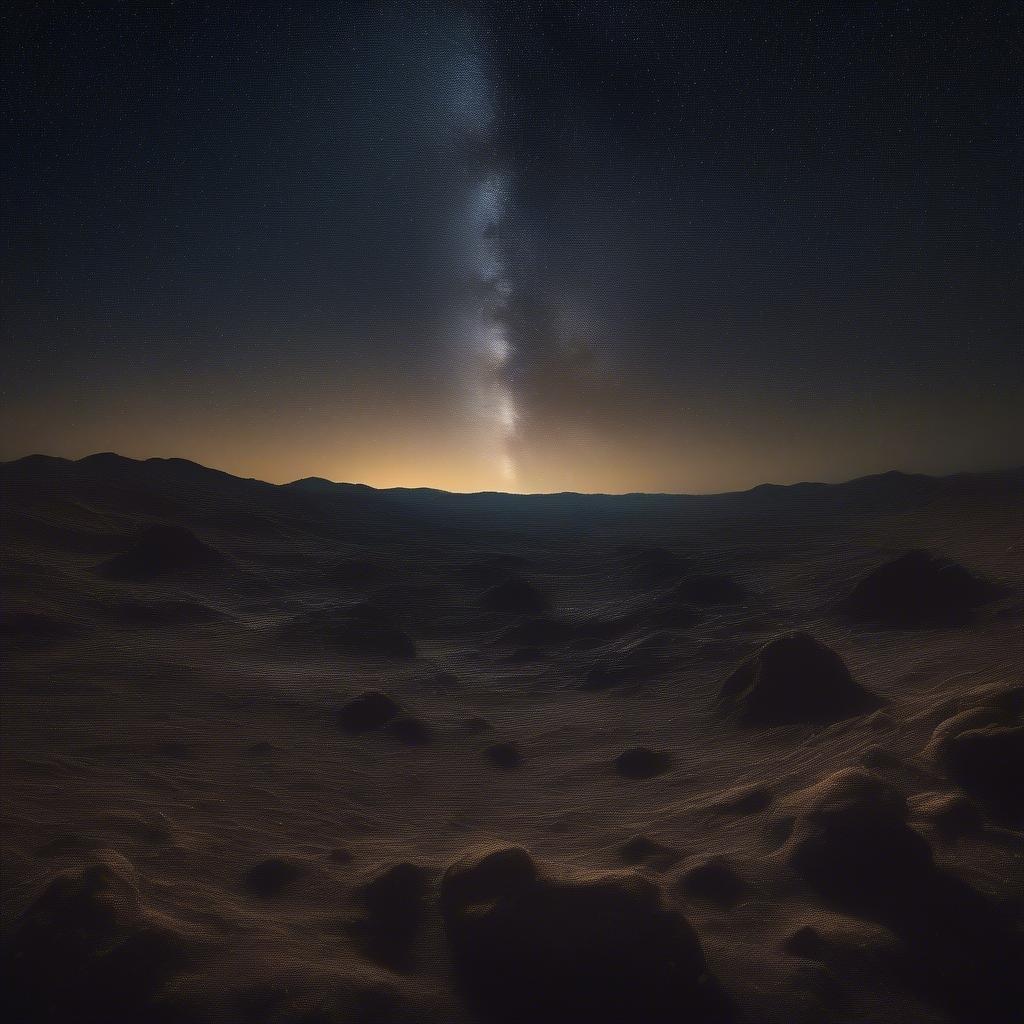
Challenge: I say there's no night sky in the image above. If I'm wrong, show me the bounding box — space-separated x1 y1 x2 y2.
4 2 1022 493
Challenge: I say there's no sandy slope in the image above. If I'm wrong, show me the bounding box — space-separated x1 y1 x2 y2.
2 455 1022 1023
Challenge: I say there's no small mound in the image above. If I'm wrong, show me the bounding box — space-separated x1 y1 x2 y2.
934 722 1023 816
582 633 677 691
385 716 433 746
614 747 672 779
328 558 381 585
642 603 703 630
484 741 522 769
336 692 400 733
97 524 227 581
282 605 416 659
841 549 1007 626
34 832 100 857
909 791 984 838
673 574 746 606
482 577 548 614
624 547 694 581
784 768 933 912
784 772 1024 1020
709 782 773 816
718 632 879 725
679 855 746 907
504 616 573 646
0 609 76 644
351 862 428 972
243 856 303 897
108 599 223 627
440 844 731 1024
617 836 681 871
783 913 900 964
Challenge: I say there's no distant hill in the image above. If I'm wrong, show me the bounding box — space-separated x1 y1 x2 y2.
3 452 1022 532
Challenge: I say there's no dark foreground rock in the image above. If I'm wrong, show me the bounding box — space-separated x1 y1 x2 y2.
484 741 522 769
2 852 204 1024
673 574 746 606
617 835 681 871
841 549 1007 627
336 691 400 732
718 632 879 725
385 715 434 746
614 747 672 778
784 768 1024 1022
440 845 733 1024
481 577 547 614
351 862 428 972
927 707 1024 816
679 855 747 907
243 856 304 897
97 524 228 581
784 769 934 910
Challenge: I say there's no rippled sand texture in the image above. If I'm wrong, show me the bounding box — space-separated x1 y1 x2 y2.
2 454 1022 1023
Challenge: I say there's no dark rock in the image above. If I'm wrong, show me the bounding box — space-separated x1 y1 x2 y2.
842 549 1007 627
710 782 773 816
779 773 1024 1017
934 723 1023 816
673 575 746 606
336 692 400 733
624 547 695 582
505 646 550 663
909 791 984 838
385 716 433 746
97 524 227 581
484 741 522 770
351 862 428 972
617 836 681 871
0 610 76 643
505 617 574 646
614 747 672 779
345 601 393 625
2 852 201 1024
108 599 223 627
482 577 547 615
718 632 879 725
643 603 703 629
679 855 746 907
582 634 676 690
784 768 933 912
429 670 460 687
283 606 416 659
328 559 380 585
784 924 826 960
244 857 303 897
440 845 732 1024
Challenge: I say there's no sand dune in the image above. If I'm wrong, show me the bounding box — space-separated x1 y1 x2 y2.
2 455 1022 1023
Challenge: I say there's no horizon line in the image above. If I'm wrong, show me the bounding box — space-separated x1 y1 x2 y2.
4 450 1023 502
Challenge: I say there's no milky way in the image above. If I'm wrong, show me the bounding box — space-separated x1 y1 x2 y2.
445 25 521 484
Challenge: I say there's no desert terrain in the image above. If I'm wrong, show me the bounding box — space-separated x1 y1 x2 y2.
2 453 1022 1023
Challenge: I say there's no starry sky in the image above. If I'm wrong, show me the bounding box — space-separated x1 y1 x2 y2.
3 1 1022 493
